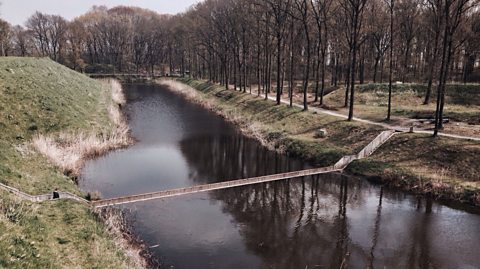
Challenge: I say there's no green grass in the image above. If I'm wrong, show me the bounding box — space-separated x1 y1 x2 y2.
357 83 480 106
0 57 116 193
0 57 140 268
1 194 135 269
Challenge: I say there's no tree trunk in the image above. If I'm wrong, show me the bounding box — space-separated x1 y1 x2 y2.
276 33 282 105
289 22 294 107
373 56 380 83
314 41 321 102
359 49 365 84
302 28 311 111
345 55 351 108
320 48 326 105
438 34 455 130
348 11 359 121
387 1 394 121
433 4 450 137
424 26 440 104
321 4 329 105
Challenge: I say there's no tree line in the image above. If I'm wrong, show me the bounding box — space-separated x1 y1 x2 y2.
0 0 479 134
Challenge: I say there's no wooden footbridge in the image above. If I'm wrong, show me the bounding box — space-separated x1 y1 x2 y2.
1 130 396 208
92 166 340 208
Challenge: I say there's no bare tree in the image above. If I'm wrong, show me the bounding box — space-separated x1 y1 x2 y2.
26 12 67 61
423 0 443 104
397 0 418 83
11 26 32 56
0 18 10 56
293 0 312 111
265 0 291 105
341 0 368 120
7 0 480 96
312 0 334 105
434 0 475 136
65 20 86 71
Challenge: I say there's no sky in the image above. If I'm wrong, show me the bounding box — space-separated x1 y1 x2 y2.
0 0 201 26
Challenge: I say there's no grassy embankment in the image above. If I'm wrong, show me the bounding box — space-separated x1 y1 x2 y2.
168 78 480 206
0 57 143 268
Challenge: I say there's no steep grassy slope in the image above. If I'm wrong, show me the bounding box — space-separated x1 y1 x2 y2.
0 57 115 193
0 57 141 268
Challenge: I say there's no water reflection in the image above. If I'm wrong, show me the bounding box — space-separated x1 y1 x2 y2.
179 135 306 183
205 175 480 268
82 84 480 269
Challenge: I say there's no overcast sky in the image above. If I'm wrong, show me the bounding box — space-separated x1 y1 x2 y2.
0 0 201 26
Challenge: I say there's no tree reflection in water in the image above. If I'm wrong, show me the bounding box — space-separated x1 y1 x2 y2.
179 133 462 268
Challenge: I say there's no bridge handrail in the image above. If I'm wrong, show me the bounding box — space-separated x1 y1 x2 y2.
92 166 339 208
0 182 88 204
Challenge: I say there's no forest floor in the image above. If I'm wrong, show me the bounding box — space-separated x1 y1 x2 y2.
174 78 480 207
0 57 145 269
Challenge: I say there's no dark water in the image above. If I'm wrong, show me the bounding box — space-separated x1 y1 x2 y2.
81 84 480 269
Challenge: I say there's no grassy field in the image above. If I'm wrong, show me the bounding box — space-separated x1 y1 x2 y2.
174 78 480 206
0 57 142 268
322 83 480 137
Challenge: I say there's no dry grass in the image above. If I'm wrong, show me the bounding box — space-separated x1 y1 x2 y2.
108 79 126 105
0 192 145 269
32 79 132 177
96 208 151 269
158 79 215 110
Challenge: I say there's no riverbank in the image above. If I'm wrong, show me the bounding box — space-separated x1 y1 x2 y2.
160 78 480 207
0 57 147 268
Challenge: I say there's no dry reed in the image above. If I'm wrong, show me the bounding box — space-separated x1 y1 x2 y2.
96 207 154 269
108 79 126 105
32 79 132 177
158 79 215 109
